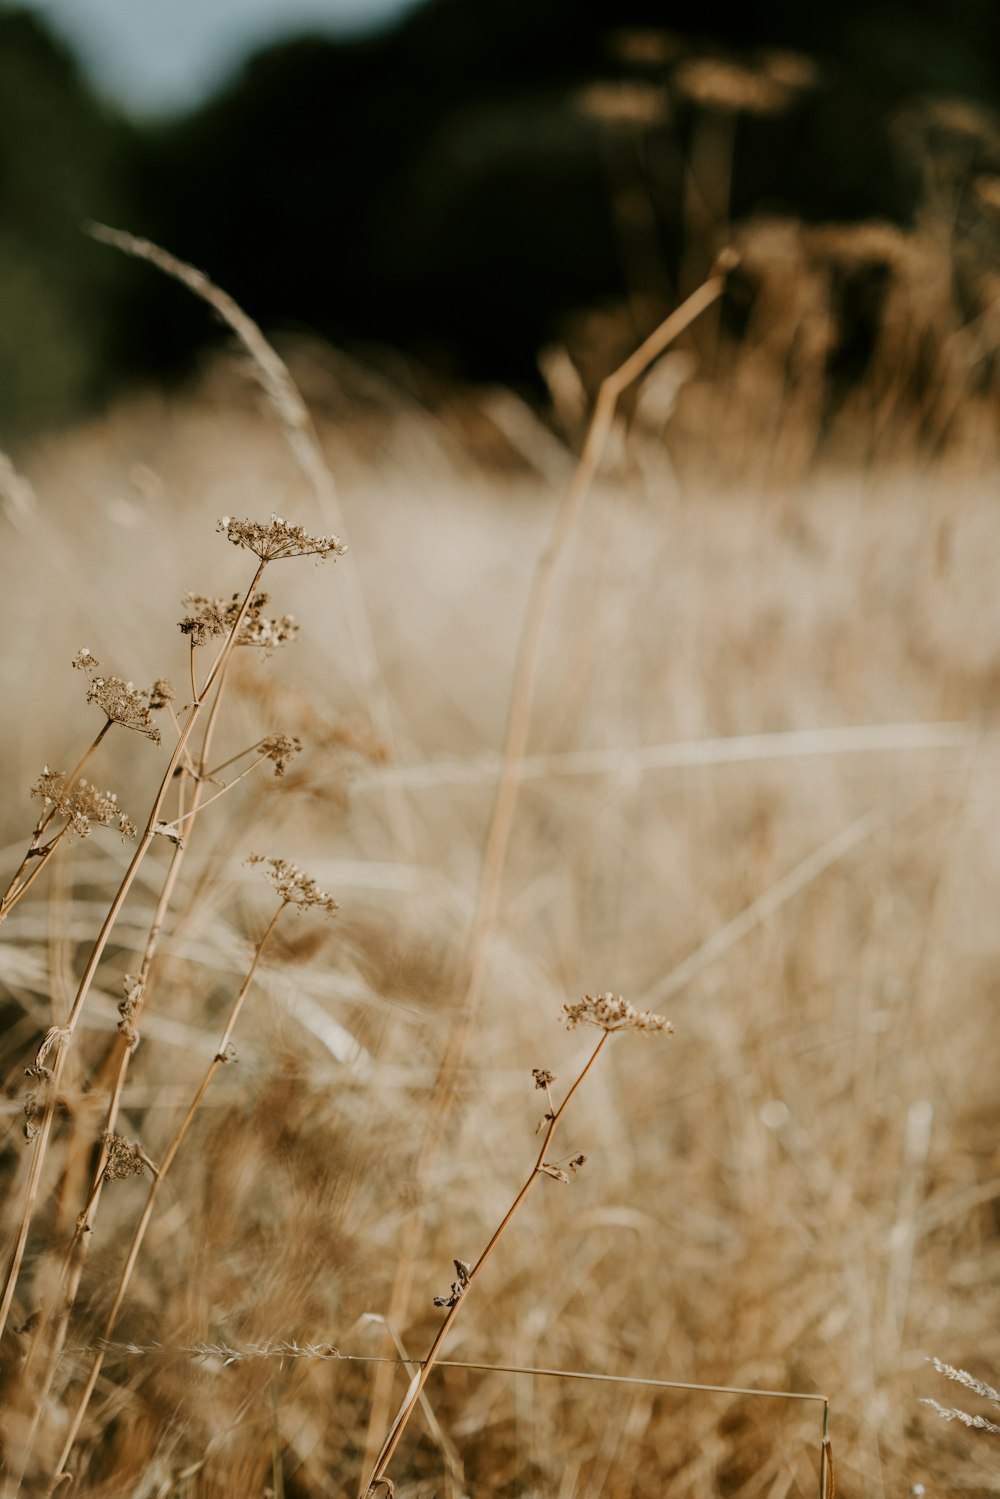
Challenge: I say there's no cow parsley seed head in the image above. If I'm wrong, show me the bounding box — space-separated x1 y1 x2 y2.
217 514 345 562
180 592 299 652
561 992 672 1035
30 773 136 840
247 855 339 915
259 734 302 776
72 652 162 742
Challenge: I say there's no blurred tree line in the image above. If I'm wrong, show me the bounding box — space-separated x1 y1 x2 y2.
3 0 1000 431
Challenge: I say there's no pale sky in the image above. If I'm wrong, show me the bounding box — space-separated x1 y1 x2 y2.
17 0 425 116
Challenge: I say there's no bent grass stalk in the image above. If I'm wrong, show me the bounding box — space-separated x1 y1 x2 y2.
360 994 672 1497
46 894 293 1493
361 255 736 1468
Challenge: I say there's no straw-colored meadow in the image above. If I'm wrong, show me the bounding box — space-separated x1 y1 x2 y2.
2 221 1000 1498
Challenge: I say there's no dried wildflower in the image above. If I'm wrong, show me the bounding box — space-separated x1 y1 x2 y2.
577 80 667 126
147 678 174 710
433 1260 472 1309
179 592 299 651
674 56 792 115
30 773 136 841
102 1133 148 1183
247 855 339 915
215 1042 238 1065
72 651 161 742
259 734 301 776
217 514 344 563
532 1068 555 1090
561 992 672 1035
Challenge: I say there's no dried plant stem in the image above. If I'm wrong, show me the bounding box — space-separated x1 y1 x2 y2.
360 1030 611 1497
0 562 266 1345
47 899 288 1494
0 722 113 920
159 754 269 829
16 647 246 1452
360 262 732 1467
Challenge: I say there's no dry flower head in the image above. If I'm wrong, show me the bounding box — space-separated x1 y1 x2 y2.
258 734 302 776
31 769 136 840
71 650 163 742
247 855 339 915
179 592 299 651
102 1133 149 1183
561 992 672 1035
674 56 793 115
217 514 345 562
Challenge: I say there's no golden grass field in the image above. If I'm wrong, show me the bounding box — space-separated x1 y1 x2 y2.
2 249 1000 1498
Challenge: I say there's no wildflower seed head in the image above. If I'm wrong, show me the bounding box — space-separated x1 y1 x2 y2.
180 592 299 652
259 734 302 776
532 1068 556 1090
561 992 672 1035
247 855 339 915
102 1132 148 1182
73 652 161 742
217 514 345 563
31 773 136 840
147 678 175 710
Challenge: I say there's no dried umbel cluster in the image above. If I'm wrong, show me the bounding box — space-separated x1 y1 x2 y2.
217 513 345 563
71 649 168 741
30 770 136 840
561 991 672 1035
247 854 340 914
179 591 299 651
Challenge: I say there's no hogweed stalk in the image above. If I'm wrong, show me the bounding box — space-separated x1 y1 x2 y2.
46 859 338 1493
360 993 671 1497
0 515 341 1349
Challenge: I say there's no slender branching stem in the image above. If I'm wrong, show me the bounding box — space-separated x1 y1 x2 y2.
159 755 267 829
360 1030 611 1496
47 899 288 1494
0 559 267 1345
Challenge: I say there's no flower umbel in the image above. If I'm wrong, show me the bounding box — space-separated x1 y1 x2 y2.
561 992 672 1035
30 771 136 841
179 592 299 651
247 855 339 915
72 651 163 742
217 514 344 563
258 735 302 776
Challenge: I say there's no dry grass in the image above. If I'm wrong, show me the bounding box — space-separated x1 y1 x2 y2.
2 256 1000 1498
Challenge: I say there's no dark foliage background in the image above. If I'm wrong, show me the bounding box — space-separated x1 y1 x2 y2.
4 0 1000 428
